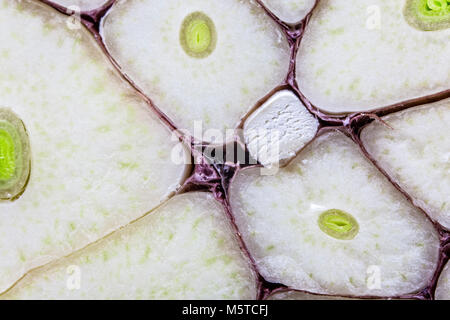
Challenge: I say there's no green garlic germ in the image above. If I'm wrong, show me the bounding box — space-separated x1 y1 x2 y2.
0 108 31 201
318 209 359 240
404 0 450 31
179 11 217 58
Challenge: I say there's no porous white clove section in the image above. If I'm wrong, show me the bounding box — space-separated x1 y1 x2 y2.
0 1 189 294
297 0 450 113
102 0 290 143
230 131 440 297
261 0 316 24
243 90 319 167
361 101 450 229
1 193 258 300
436 262 450 300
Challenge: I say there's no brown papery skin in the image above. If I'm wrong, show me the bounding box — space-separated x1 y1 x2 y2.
39 0 450 300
